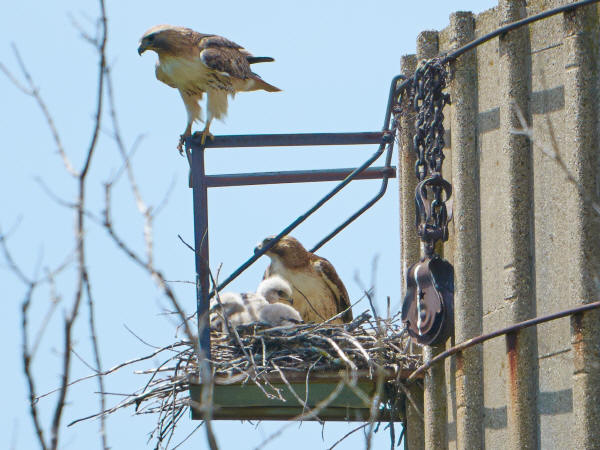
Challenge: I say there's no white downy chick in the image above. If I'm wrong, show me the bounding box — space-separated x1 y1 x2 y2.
258 303 303 326
209 292 251 331
239 293 268 322
256 275 293 305
255 276 302 326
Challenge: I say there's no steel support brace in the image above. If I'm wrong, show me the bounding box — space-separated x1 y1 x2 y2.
192 146 211 360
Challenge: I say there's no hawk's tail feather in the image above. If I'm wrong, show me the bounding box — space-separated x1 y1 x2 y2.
247 56 275 64
253 77 282 92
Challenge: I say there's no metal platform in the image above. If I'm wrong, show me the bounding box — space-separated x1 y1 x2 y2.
189 369 419 422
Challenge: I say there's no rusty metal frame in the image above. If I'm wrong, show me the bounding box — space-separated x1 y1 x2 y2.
188 75 405 358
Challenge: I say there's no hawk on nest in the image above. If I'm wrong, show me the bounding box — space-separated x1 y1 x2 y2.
255 236 353 324
138 25 281 152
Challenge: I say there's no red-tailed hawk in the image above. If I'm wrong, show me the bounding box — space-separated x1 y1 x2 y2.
137 25 281 152
255 236 353 324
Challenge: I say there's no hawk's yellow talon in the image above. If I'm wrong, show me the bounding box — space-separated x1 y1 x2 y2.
200 129 214 145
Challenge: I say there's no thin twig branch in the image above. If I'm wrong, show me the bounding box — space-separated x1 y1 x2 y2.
0 46 75 176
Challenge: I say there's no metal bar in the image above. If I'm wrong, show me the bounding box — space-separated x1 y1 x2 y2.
207 74 405 297
310 114 398 252
205 166 396 188
406 300 600 384
309 76 406 252
191 146 211 359
208 139 386 295
311 171 392 252
191 131 384 148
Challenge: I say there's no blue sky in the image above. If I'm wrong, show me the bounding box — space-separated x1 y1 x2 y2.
1 1 496 448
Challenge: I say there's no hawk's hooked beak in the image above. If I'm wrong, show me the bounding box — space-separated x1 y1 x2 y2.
137 43 146 56
254 236 275 254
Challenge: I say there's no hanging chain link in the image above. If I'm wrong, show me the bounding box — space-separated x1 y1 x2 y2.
413 59 450 180
408 58 452 255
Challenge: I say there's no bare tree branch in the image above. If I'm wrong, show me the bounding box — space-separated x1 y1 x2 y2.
327 424 368 450
0 46 76 176
47 0 109 444
0 229 48 449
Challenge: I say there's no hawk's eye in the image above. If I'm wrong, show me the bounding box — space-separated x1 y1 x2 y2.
277 290 286 297
147 34 155 42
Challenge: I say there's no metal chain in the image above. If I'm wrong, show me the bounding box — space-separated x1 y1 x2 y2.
397 58 455 345
410 58 451 255
413 59 449 180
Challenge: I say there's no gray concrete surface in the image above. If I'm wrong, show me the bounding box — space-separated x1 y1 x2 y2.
447 10 485 450
399 1 600 448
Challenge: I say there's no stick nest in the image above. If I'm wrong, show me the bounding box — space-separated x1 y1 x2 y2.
74 311 420 446
210 310 419 380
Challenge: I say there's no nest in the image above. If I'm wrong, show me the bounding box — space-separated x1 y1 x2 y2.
75 310 421 446
210 310 418 380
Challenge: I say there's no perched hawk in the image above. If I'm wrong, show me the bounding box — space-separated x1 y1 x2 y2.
255 236 353 324
137 25 281 151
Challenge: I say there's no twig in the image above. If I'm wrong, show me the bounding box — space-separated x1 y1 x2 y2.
0 46 76 176
38 342 189 401
510 101 600 217
124 324 162 349
365 369 385 450
327 424 368 450
84 269 107 449
396 381 424 421
272 362 307 408
22 283 48 450
172 423 203 449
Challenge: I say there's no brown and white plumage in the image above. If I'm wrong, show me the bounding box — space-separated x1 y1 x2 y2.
137 25 281 152
255 236 353 324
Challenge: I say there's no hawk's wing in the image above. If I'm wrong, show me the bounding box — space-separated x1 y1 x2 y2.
312 257 353 323
197 35 248 52
155 65 177 88
197 35 254 80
